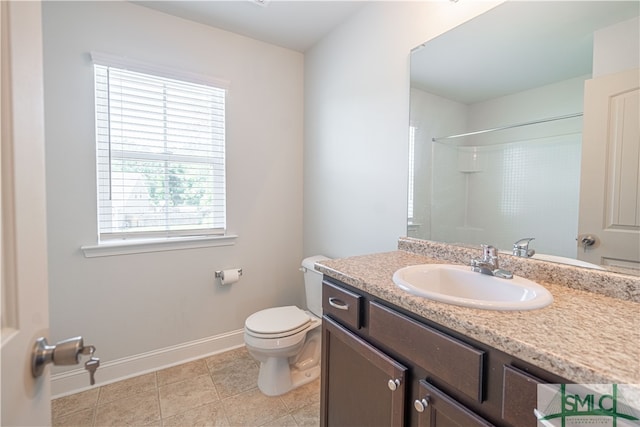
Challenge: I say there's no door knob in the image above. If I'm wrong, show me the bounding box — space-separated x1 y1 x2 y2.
580 235 597 252
31 336 99 386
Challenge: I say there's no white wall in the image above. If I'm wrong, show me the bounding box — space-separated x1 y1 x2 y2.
593 16 640 78
467 76 587 130
42 1 304 387
303 1 501 258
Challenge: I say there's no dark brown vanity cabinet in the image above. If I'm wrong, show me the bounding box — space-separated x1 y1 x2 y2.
320 278 567 427
320 280 408 426
501 366 545 427
321 316 407 427
416 381 493 427
368 301 485 403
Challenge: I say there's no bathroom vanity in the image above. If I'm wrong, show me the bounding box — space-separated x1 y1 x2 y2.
316 239 640 427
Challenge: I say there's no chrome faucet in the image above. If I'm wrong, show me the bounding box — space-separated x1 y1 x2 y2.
471 244 513 279
513 237 536 258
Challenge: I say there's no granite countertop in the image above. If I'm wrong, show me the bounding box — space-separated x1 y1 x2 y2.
315 249 640 387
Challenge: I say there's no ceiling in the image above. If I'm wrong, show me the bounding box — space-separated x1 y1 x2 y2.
411 1 640 104
133 1 638 101
133 1 368 52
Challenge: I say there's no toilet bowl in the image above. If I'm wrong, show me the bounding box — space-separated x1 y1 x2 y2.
244 307 322 396
244 255 328 396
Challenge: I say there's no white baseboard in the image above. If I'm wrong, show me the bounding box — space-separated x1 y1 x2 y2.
51 329 245 398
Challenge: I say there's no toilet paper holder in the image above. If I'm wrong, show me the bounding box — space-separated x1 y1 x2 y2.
215 268 243 279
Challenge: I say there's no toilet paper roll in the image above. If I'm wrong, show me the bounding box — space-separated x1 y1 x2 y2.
220 269 240 285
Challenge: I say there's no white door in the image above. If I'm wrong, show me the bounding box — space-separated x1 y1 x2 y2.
578 68 640 269
1 1 52 425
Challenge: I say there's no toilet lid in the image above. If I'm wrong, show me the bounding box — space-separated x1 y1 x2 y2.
245 306 311 336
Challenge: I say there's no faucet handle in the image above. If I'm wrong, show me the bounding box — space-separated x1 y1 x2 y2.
472 244 512 278
513 237 535 248
513 238 535 257
481 244 497 259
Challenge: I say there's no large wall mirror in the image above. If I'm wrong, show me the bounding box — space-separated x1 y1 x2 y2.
408 1 639 275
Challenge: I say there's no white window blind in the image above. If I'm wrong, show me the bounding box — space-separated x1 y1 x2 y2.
94 64 226 241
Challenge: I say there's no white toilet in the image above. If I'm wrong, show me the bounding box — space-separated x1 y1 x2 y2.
244 255 329 396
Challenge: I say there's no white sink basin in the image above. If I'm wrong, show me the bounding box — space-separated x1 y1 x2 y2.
392 264 553 311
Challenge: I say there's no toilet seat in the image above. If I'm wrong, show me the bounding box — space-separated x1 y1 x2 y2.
245 306 311 339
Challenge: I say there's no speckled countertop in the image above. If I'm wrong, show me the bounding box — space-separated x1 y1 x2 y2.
315 239 640 388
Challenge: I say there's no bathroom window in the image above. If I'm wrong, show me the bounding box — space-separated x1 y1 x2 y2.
93 57 227 242
408 125 416 220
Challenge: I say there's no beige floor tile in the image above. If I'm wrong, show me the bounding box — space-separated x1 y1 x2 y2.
52 388 100 419
260 414 298 427
52 407 94 427
205 347 256 374
161 401 230 427
158 374 220 419
98 372 157 404
222 388 288 427
291 401 321 427
210 357 259 398
51 346 321 427
279 378 320 412
157 359 209 387
94 390 161 426
206 346 261 398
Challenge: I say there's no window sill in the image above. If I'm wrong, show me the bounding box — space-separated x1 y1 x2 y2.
80 234 238 258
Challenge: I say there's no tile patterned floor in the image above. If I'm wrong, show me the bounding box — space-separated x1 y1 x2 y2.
52 347 320 427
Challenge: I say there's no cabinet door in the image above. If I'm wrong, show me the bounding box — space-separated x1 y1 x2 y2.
502 366 544 427
321 316 407 427
415 381 494 427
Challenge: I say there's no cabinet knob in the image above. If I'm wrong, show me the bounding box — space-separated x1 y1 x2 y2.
387 378 401 391
414 398 429 412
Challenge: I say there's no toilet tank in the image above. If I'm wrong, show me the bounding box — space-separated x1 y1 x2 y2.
301 255 330 318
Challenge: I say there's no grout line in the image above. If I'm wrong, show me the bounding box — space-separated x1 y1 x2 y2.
155 371 163 427
90 391 97 427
